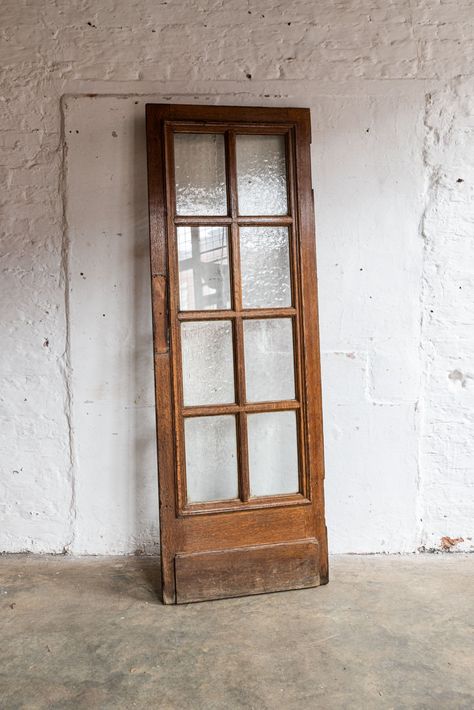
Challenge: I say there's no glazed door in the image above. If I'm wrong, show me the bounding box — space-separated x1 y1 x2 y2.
146 104 327 604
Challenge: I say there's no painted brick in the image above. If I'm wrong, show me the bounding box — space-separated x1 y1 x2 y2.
1 0 473 554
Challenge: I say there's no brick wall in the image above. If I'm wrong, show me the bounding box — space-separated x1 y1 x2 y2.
1 1 472 553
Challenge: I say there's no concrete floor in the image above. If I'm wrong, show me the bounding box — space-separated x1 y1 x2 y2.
0 555 473 709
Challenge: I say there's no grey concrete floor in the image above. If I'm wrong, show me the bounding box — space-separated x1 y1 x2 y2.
0 555 473 709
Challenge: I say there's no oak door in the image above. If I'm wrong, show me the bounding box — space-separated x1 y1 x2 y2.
146 104 327 604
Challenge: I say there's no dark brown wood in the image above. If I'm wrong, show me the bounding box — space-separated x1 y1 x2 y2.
174 215 293 226
177 307 297 321
182 400 300 417
178 503 314 548
181 492 309 517
151 274 168 354
293 112 329 584
175 539 320 603
226 130 251 503
166 122 291 134
145 107 175 603
146 103 328 603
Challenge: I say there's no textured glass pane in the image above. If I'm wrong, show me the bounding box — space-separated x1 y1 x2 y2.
185 416 238 503
236 134 287 215
177 226 231 310
240 227 291 308
174 133 227 215
244 319 295 402
181 321 234 405
248 411 299 496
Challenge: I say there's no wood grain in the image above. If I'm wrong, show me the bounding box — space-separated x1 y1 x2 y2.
175 539 320 603
145 104 328 603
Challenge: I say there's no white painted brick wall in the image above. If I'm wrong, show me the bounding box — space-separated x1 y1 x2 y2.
1 1 472 554
419 79 474 553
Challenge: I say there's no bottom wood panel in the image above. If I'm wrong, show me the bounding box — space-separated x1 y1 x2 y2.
174 539 320 603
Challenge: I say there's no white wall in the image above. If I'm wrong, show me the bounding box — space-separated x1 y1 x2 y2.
1 0 473 554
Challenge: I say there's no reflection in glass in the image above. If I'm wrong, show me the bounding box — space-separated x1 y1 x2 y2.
185 415 238 503
248 411 299 496
181 321 234 406
174 133 227 215
177 226 231 310
236 134 288 215
243 318 295 402
240 227 291 308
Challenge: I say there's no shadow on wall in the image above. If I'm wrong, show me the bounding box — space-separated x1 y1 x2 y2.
132 108 160 555
66 96 159 553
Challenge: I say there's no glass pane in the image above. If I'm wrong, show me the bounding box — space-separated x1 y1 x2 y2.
185 416 238 502
236 134 288 215
248 411 299 496
177 226 231 310
244 318 295 402
181 321 234 405
174 133 227 215
240 227 291 308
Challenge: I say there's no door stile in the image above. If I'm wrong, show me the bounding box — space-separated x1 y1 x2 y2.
146 108 177 604
293 115 328 583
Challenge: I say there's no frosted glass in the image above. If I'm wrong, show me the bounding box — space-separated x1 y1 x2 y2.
236 134 288 215
244 319 295 402
185 416 238 502
177 226 231 310
174 133 227 215
248 411 299 496
181 321 234 405
240 227 291 308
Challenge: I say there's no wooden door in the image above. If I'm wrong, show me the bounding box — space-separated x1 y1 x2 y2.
146 104 327 604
